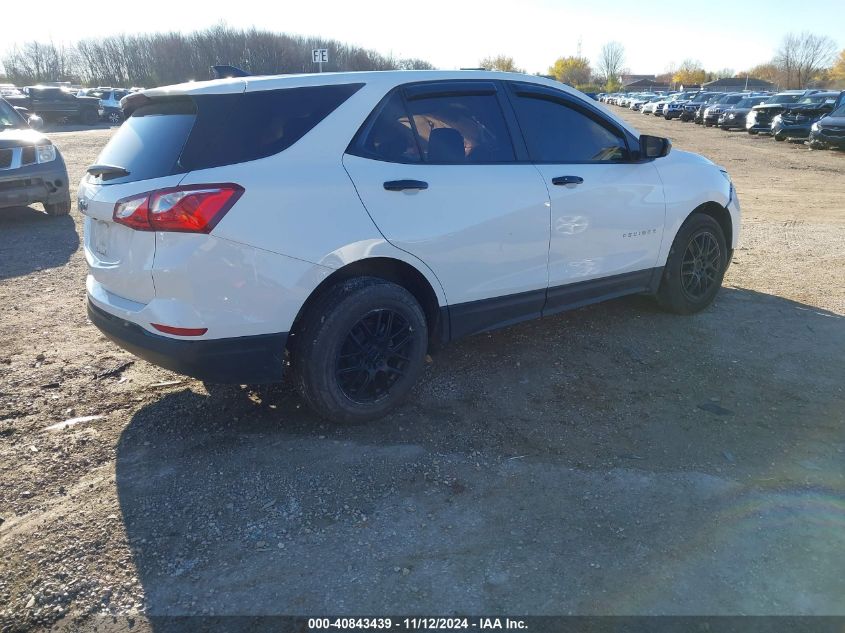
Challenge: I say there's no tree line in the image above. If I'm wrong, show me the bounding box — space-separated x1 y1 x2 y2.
0 25 434 87
482 32 843 93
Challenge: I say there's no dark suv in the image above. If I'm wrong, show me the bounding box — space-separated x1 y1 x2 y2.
681 92 723 122
703 93 753 127
0 98 71 215
6 86 100 125
746 91 809 135
772 92 842 141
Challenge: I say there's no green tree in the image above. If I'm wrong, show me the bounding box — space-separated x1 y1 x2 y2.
604 76 623 92
479 55 524 73
828 49 845 87
548 56 592 87
672 59 707 87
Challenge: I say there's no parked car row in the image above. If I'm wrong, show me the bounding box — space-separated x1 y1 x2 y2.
0 84 142 126
600 89 845 150
77 87 135 125
4 86 101 125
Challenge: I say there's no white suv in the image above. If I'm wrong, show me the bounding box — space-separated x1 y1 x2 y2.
80 71 740 422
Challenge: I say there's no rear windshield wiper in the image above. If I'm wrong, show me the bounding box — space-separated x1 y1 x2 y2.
86 164 130 179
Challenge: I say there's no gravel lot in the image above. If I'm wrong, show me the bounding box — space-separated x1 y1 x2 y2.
1 108 843 632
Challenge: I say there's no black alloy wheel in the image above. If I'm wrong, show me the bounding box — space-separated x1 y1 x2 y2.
680 230 722 301
335 308 414 404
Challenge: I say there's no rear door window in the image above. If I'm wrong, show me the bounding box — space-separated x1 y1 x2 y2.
404 93 515 163
352 91 421 163
349 84 516 164
91 84 363 185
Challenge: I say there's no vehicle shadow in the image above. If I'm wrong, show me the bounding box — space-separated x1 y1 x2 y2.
115 286 845 621
0 205 79 280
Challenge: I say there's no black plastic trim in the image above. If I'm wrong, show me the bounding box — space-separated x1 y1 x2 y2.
403 81 498 100
448 288 546 339
445 268 662 341
543 268 658 317
87 300 287 384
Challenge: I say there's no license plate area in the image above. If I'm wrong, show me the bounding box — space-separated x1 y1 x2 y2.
92 220 115 262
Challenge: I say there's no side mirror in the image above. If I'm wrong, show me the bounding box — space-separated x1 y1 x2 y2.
640 134 671 159
27 114 44 130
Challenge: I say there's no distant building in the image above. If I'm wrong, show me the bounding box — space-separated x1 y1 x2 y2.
701 77 776 92
623 77 670 92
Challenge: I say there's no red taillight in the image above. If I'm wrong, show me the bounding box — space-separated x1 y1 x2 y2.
151 323 208 336
113 184 243 233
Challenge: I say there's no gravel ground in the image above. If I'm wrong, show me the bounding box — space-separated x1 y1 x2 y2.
0 108 843 632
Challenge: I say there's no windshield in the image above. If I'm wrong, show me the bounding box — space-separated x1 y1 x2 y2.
736 98 760 108
797 95 833 104
767 94 800 104
830 104 845 117
0 99 26 129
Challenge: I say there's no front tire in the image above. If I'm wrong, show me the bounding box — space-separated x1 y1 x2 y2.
656 213 728 315
291 277 428 423
44 196 71 216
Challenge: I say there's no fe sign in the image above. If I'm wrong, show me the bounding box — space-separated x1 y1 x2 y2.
312 49 328 64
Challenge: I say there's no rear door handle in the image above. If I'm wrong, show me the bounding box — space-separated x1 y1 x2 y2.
383 179 428 191
552 176 584 186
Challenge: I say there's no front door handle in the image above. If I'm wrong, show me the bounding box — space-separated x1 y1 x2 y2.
384 179 428 191
552 176 584 186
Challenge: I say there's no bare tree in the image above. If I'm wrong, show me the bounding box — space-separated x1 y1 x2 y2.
794 32 837 87
596 42 625 84
0 26 436 87
775 32 836 88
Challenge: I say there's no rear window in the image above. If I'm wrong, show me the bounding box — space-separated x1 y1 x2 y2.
91 99 196 184
91 83 363 184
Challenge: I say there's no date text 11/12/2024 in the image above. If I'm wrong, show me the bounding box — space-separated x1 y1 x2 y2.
308 618 528 630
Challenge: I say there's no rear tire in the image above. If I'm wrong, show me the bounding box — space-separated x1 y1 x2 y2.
44 196 71 216
290 277 428 423
656 213 728 315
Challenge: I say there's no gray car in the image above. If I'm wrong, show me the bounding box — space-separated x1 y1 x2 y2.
0 98 71 215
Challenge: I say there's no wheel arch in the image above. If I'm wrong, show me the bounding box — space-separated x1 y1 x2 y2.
689 200 732 248
289 257 446 350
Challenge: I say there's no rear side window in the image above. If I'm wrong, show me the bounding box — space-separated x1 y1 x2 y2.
181 84 363 170
511 95 628 162
91 84 362 184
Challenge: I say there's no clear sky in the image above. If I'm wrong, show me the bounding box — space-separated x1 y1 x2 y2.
4 0 843 75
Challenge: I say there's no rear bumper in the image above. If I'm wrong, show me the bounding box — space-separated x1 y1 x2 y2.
87 299 288 384
0 161 69 209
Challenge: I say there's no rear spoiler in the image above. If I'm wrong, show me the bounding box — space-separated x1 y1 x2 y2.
210 65 251 79
119 65 251 116
119 91 150 117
